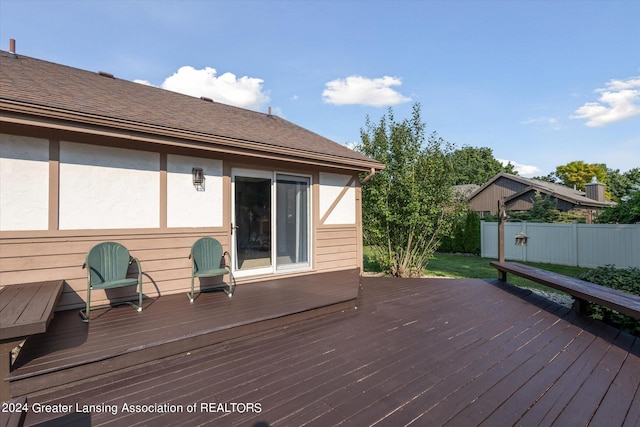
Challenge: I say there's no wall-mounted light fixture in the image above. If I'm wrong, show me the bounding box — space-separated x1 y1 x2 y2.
514 231 529 246
192 167 205 191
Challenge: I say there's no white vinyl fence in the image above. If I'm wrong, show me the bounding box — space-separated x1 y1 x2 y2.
480 221 640 268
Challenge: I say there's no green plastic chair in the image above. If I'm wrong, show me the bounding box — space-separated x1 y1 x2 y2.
80 242 143 322
188 237 235 302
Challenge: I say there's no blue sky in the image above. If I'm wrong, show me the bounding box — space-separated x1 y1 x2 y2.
1 0 638 177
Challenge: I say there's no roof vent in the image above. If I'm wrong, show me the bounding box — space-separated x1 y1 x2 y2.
7 38 17 58
98 71 115 78
200 96 213 102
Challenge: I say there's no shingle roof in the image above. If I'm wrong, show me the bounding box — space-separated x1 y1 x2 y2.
453 184 480 199
0 51 383 172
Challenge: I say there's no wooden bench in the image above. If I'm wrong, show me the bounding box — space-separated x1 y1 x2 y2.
490 261 640 320
0 280 64 402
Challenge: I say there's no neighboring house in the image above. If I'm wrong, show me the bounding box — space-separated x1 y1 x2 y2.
467 173 614 218
0 49 384 310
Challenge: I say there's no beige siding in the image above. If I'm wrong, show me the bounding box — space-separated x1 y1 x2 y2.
0 229 228 310
1 195 364 311
315 226 358 271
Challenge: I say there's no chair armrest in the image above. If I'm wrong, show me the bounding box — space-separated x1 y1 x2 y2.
129 256 142 283
223 251 232 269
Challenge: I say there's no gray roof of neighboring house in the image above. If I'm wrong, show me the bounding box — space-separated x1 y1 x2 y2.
453 184 481 199
0 50 383 172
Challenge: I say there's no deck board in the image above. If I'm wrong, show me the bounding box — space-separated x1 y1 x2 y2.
19 276 640 426
9 268 360 395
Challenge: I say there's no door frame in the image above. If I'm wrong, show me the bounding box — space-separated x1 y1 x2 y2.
231 168 274 277
231 168 312 278
275 173 312 272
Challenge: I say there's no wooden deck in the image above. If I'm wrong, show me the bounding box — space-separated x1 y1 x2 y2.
6 269 360 399
12 275 640 426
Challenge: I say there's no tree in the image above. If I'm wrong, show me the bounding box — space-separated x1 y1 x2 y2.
606 167 640 202
462 210 481 254
357 103 465 277
507 191 560 223
448 146 517 185
596 186 640 224
526 192 560 222
531 173 558 183
554 161 607 192
438 209 481 255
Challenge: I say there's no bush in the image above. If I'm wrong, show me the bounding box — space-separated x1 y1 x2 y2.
438 210 480 255
579 265 640 336
462 210 481 254
596 187 640 224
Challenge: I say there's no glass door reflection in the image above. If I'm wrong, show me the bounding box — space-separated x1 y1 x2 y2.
234 175 272 272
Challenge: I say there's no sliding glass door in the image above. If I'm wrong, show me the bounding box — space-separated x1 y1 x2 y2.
233 171 272 274
232 169 310 276
276 174 309 270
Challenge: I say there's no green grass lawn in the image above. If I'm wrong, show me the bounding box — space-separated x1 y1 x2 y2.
425 252 591 291
364 248 592 293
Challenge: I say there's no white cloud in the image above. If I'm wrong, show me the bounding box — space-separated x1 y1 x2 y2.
497 159 541 177
134 79 153 86
344 141 358 151
571 76 640 127
322 75 411 106
160 66 270 110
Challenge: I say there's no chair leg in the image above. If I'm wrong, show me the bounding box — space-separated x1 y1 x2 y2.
188 275 195 303
226 272 236 297
136 281 143 312
79 288 91 322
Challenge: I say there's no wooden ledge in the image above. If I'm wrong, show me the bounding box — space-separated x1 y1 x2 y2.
490 261 640 320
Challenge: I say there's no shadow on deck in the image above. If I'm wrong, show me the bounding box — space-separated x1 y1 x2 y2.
8 273 640 426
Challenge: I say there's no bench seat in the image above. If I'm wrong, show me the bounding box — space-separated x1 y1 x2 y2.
0 280 64 401
490 261 640 320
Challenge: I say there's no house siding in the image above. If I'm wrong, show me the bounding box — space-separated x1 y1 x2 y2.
319 172 356 225
0 228 228 310
58 141 161 229
316 226 359 271
0 134 50 230
507 190 576 213
1 51 384 312
468 174 611 215
0 132 363 310
469 176 527 214
166 154 224 228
